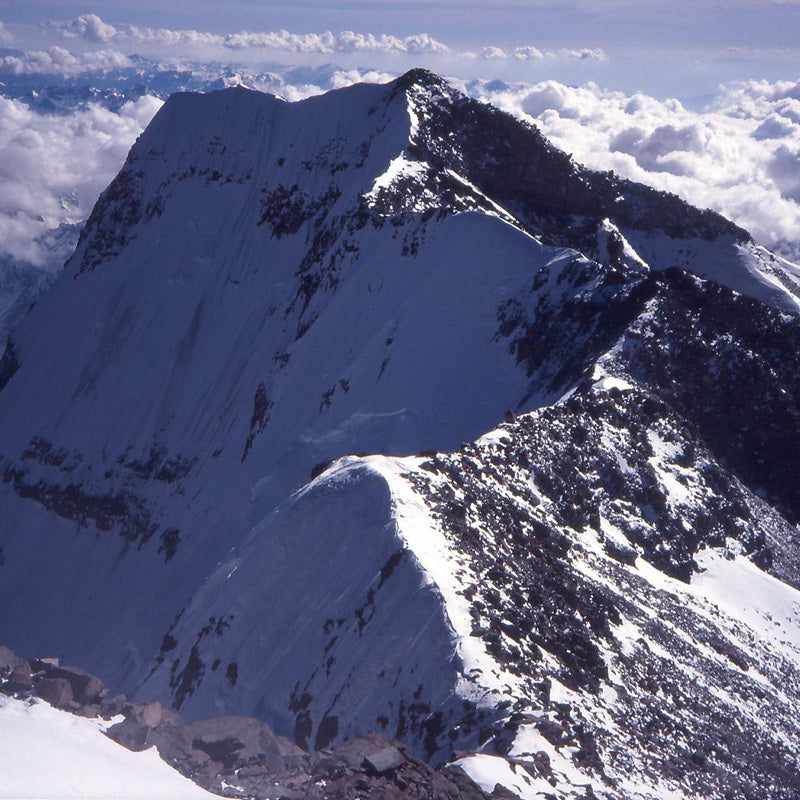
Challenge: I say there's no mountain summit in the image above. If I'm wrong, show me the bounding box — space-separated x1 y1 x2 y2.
1 70 799 798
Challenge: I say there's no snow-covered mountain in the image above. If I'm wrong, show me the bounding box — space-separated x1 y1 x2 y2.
1 69 799 798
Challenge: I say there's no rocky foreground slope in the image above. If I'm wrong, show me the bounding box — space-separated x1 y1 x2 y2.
1 70 799 799
0 645 491 800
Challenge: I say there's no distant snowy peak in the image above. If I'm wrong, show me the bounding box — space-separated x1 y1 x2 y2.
69 69 800 312
71 82 404 276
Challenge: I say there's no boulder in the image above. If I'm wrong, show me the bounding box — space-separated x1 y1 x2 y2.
275 733 306 758
8 663 33 690
148 712 198 767
105 718 151 751
333 734 406 773
30 657 59 670
76 703 102 719
46 665 105 704
0 645 25 671
363 745 405 775
156 708 185 728
187 716 285 773
124 700 162 727
35 677 73 707
100 694 128 718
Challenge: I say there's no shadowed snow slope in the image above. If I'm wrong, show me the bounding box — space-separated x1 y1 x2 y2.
1 70 799 799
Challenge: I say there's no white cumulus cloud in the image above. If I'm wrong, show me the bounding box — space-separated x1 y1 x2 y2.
39 14 607 67
465 77 800 259
45 16 451 58
0 46 131 76
54 13 118 43
0 94 162 266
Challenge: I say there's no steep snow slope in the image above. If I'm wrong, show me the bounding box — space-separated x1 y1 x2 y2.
1 70 799 798
0 224 79 343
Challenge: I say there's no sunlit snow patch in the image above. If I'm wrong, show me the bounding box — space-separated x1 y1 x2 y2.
0 695 222 799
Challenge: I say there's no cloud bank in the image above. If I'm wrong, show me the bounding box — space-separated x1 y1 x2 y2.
0 93 162 266
0 46 131 76
48 14 449 55
39 14 604 67
479 45 605 61
466 77 800 260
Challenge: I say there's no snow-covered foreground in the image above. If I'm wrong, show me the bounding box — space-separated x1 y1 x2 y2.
0 696 221 800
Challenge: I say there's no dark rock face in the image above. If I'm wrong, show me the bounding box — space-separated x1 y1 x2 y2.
495 260 800 551
0 435 196 559
401 393 800 796
396 70 746 257
75 155 145 275
0 337 20 393
612 269 800 526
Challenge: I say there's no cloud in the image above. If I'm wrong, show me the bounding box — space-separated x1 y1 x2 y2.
481 47 509 59
54 13 118 44
0 22 13 46
465 77 800 259
40 14 605 66
559 48 606 60
768 144 800 203
46 15 451 57
0 94 162 267
327 68 397 90
0 46 131 77
476 44 605 61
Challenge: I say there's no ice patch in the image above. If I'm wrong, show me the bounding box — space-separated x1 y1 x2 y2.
591 364 634 393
